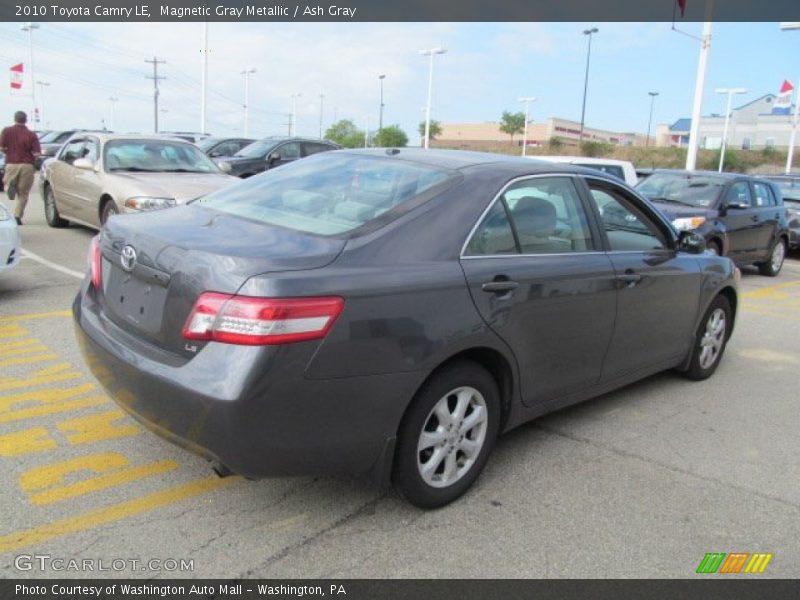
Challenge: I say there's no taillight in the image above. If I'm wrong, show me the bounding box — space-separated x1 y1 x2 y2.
88 235 102 289
182 292 344 346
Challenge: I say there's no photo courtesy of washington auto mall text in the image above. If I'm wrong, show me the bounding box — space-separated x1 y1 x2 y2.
1 0 800 598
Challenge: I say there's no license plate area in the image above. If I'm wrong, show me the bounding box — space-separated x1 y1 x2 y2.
105 262 168 334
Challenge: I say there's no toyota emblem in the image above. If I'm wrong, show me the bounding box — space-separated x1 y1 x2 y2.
120 245 137 272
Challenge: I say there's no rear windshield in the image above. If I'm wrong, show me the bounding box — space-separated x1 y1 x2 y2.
197 153 455 235
636 173 727 207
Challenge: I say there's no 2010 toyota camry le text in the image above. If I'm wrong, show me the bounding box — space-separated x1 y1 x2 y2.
73 149 739 508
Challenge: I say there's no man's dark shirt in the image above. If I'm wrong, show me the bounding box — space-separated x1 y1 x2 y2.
0 123 41 164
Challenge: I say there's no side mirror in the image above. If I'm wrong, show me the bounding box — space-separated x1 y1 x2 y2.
216 161 232 173
72 158 96 171
267 152 280 164
725 201 750 210
678 230 706 255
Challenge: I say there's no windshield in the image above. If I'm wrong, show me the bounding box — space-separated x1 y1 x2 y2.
234 139 281 158
195 137 221 152
103 139 221 173
39 130 71 143
198 153 455 235
636 173 727 207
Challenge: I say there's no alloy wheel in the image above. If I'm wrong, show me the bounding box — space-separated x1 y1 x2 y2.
698 308 726 370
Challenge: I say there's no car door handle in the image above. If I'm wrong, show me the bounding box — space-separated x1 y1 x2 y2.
482 280 519 293
616 273 642 285
750 215 759 222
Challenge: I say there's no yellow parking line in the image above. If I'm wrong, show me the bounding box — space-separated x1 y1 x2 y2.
0 310 72 323
0 396 108 424
0 475 241 553
0 364 82 392
742 279 800 299
0 354 59 368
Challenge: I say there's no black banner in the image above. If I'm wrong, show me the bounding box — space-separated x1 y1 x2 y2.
4 579 800 600
2 0 800 22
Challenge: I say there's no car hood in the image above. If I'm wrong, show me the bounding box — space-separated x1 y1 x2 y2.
649 201 716 220
112 172 238 203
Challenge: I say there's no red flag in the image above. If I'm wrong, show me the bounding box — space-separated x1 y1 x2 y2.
677 0 687 17
10 63 23 90
780 79 794 94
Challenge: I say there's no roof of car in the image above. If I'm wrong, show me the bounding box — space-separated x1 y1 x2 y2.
528 156 634 167
67 132 198 144
642 169 752 180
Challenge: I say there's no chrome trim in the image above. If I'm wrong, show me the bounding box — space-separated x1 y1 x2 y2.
458 172 586 259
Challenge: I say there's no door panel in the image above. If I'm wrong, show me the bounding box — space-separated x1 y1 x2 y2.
722 182 759 260
751 181 782 258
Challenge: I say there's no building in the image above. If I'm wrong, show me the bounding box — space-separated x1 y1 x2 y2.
437 117 648 147
656 93 797 149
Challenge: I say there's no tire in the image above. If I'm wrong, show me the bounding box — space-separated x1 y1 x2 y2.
392 360 500 508
100 200 118 225
682 295 732 381
44 185 68 228
706 240 722 256
757 238 786 277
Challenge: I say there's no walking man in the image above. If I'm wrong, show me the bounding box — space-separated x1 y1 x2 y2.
0 111 41 225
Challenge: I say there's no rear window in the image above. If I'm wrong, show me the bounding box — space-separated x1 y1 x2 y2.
197 153 455 235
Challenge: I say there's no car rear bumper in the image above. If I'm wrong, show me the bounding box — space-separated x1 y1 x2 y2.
0 220 20 271
73 289 422 480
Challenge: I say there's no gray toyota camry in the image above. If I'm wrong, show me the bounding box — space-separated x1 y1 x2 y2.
74 149 739 508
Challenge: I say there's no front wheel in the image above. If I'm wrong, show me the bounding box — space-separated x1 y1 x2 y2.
682 295 732 381
393 361 500 508
758 238 786 277
44 186 68 228
100 200 118 225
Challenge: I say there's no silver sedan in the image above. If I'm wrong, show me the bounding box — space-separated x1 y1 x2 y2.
40 134 238 229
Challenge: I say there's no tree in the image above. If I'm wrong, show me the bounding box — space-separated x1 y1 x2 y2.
499 111 525 143
418 119 443 142
325 119 365 148
375 125 409 148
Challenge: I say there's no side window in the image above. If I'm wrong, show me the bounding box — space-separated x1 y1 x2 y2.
304 142 336 156
725 182 752 207
464 200 517 256
752 182 775 207
589 185 667 252
59 139 85 165
504 177 595 254
277 142 301 160
83 139 99 162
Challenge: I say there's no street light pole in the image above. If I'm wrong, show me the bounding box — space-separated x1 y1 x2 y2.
378 74 386 135
240 67 256 137
35 80 49 128
715 87 747 172
290 93 302 137
781 22 800 173
319 93 324 139
108 96 118 131
579 27 598 144
20 23 40 125
518 96 536 156
201 22 208 134
420 47 447 149
646 91 659 147
685 19 713 171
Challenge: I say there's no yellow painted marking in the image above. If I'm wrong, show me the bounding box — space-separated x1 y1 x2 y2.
0 475 240 553
0 383 95 413
0 427 58 456
20 453 179 505
741 280 800 300
0 354 59 368
0 324 28 338
57 410 140 445
0 364 82 392
0 396 107 424
0 310 72 323
737 349 800 365
744 553 773 574
0 339 48 357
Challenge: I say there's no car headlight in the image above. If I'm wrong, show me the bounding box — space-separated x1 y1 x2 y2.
672 216 706 231
216 160 232 172
124 197 177 211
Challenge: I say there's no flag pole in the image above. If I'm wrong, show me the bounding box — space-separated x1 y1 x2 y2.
685 13 713 171
786 80 799 173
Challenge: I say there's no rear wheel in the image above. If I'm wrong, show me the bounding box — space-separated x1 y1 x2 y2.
706 240 722 256
682 295 732 381
757 238 786 277
44 186 68 228
393 361 500 508
100 200 118 225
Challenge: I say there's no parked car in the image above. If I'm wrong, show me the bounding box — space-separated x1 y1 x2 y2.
40 134 238 230
195 136 255 159
636 170 789 275
760 175 800 250
529 156 638 186
74 149 739 508
216 137 340 178
0 202 20 272
159 131 212 144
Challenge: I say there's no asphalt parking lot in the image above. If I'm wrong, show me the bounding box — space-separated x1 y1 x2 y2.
1 184 799 579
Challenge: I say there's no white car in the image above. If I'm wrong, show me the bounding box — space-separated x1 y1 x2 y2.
528 156 638 187
0 203 21 273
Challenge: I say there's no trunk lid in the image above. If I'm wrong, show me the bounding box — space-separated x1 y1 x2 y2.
99 204 345 358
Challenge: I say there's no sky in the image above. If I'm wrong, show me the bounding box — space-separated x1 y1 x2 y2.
0 21 797 143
